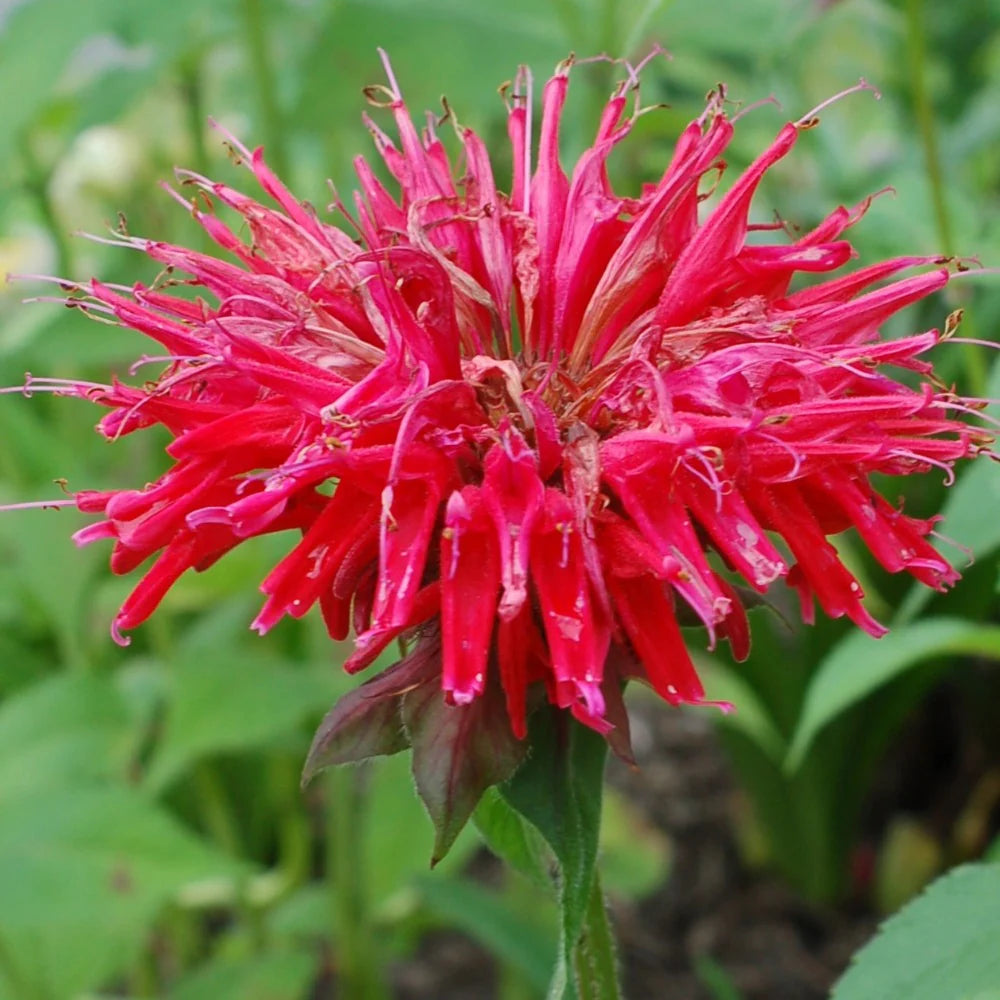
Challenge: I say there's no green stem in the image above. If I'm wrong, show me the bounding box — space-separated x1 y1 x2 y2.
327 767 388 1000
240 0 289 179
905 0 987 395
570 871 620 1000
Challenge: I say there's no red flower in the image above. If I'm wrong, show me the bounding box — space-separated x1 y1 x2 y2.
34 55 987 755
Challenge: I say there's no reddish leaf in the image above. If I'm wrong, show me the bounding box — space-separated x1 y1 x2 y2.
403 671 527 865
301 641 438 784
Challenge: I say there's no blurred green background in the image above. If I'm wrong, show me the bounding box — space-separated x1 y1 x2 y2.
1 1 999 998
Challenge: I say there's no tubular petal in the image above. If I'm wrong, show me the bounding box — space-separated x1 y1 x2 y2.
440 487 501 705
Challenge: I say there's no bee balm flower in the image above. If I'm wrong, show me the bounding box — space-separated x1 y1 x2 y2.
14 55 987 797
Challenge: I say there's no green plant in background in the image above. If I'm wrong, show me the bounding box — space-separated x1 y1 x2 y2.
1 2 999 1000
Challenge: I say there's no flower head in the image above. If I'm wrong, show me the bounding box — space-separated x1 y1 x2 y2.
22 54 988 774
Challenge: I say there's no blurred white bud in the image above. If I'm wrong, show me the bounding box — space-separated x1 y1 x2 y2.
50 125 145 228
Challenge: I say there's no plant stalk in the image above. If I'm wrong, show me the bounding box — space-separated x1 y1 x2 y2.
570 871 621 1000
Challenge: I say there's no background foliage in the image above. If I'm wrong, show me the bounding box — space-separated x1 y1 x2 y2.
1 0 998 997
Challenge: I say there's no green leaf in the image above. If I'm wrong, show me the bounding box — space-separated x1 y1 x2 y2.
500 711 609 998
146 651 333 792
417 875 557 993
403 676 527 865
0 786 248 998
168 950 317 1000
833 863 1000 1000
786 618 1000 771
474 786 553 890
0 672 132 803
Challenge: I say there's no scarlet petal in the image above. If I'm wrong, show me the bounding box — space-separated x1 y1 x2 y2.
481 428 545 620
254 483 378 635
655 122 799 327
602 445 731 637
346 582 440 674
814 470 959 591
606 574 705 705
750 482 887 637
496 603 546 740
370 477 443 631
440 487 501 706
678 471 786 591
528 69 571 356
715 575 751 663
531 489 610 725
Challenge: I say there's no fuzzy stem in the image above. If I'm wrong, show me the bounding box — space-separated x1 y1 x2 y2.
570 871 621 1000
